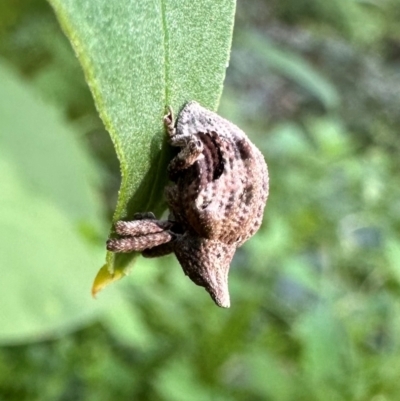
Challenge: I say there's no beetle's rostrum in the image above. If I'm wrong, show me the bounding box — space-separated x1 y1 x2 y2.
107 101 269 308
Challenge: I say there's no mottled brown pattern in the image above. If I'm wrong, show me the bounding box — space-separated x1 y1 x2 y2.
107 231 173 252
107 101 269 308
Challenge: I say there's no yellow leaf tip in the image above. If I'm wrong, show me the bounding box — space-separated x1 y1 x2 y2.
91 264 125 297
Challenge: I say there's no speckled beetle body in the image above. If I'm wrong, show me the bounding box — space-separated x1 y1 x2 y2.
107 101 269 308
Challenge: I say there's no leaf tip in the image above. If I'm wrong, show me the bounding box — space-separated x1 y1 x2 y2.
91 263 126 297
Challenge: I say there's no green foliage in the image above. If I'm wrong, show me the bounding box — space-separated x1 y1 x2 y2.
1 0 400 400
48 0 236 274
236 31 339 110
0 61 116 344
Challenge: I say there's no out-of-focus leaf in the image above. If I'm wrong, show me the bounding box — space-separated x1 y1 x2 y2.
0 62 103 229
243 351 295 401
294 304 356 400
0 61 115 344
155 357 229 401
48 0 236 285
385 239 400 284
237 31 340 110
101 297 154 348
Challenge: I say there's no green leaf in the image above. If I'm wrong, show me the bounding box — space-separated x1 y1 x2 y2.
237 31 340 110
243 351 295 401
48 0 236 279
0 64 103 229
294 304 356 400
0 61 116 344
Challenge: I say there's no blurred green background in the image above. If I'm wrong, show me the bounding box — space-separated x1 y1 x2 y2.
1 0 400 400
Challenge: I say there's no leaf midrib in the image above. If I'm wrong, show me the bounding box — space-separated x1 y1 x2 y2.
142 0 170 214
